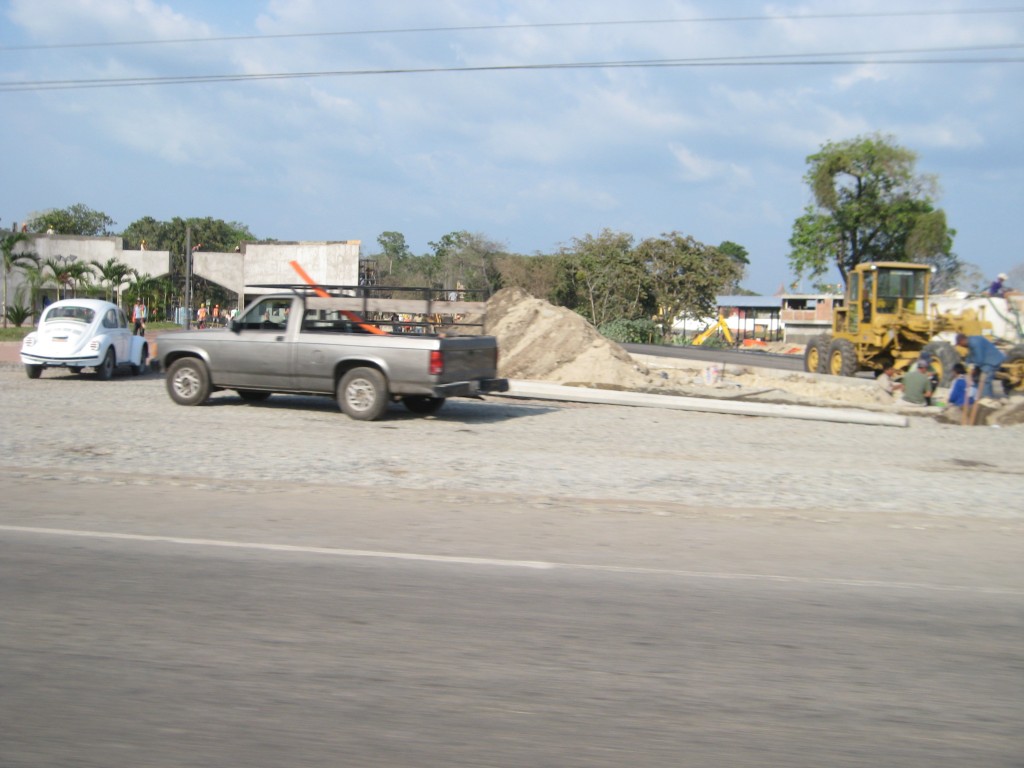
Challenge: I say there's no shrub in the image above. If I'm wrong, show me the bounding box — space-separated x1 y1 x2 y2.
4 304 34 327
599 318 660 344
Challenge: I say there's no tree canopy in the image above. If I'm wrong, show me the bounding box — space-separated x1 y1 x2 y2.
28 203 115 236
788 134 957 287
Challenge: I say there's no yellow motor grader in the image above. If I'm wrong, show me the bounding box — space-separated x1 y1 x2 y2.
803 262 1024 391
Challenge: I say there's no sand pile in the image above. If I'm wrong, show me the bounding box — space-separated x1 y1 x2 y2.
483 287 1022 424
484 287 651 389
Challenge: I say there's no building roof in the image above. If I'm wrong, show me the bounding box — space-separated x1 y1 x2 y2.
714 295 783 309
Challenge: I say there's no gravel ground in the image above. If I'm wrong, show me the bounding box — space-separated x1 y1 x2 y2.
1 362 1021 522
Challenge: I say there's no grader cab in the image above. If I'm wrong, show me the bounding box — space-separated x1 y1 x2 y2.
803 262 1024 391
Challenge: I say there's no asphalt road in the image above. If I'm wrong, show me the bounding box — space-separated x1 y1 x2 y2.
624 342 807 371
2 486 1021 768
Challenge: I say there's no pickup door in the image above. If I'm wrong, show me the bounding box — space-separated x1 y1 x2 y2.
214 296 297 390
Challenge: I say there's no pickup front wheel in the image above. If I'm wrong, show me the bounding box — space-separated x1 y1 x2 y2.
337 367 389 421
166 357 211 406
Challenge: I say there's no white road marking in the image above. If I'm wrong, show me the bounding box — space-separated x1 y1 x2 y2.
1 524 1020 595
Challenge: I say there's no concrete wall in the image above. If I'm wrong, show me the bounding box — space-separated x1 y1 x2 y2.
15 234 170 278
190 240 361 307
6 236 361 312
239 241 361 288
6 234 169 310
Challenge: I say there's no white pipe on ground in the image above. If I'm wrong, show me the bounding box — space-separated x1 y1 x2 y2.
501 381 909 428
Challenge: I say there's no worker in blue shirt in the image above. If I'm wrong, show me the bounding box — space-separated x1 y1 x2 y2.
955 333 1006 399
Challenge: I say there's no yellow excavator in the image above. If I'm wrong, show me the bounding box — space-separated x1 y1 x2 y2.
692 315 734 346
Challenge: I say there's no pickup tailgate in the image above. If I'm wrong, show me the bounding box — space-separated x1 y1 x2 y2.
437 336 500 383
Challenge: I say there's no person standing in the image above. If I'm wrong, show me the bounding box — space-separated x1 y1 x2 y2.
987 273 1009 297
132 299 146 336
955 333 1006 399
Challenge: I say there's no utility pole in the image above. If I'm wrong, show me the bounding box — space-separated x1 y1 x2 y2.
185 226 192 330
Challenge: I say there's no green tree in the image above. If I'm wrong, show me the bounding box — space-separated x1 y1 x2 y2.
91 257 137 304
493 253 561 302
64 260 96 297
2 232 38 328
717 240 750 292
29 203 115 236
121 215 257 308
15 262 49 317
375 231 414 277
555 230 649 327
637 233 742 340
430 231 504 295
788 133 954 287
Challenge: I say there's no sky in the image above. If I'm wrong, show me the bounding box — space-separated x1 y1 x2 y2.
1 0 1022 295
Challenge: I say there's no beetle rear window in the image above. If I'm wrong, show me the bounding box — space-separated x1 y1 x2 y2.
44 306 96 323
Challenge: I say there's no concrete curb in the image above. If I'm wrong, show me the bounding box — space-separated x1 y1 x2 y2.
500 380 910 428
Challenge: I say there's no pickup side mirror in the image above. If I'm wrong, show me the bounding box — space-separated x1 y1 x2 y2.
229 318 242 335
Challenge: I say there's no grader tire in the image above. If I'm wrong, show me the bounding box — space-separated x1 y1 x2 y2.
1001 344 1024 393
828 338 859 377
804 334 830 374
921 341 960 387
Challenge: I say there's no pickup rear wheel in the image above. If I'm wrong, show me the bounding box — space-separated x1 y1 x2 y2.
402 395 446 415
337 367 389 421
166 357 211 406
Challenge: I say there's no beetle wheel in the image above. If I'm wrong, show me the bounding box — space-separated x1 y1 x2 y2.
96 348 115 381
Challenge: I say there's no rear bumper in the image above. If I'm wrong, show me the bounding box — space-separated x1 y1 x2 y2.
433 377 510 398
21 352 102 367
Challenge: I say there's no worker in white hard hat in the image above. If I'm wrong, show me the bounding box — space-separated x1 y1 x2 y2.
987 272 1009 298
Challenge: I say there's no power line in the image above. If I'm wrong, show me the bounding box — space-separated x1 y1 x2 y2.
1 7 1023 52
2 43 1021 92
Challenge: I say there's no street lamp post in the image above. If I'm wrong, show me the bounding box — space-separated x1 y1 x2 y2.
52 255 78 300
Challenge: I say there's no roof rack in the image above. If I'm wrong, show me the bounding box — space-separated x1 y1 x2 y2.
247 283 489 331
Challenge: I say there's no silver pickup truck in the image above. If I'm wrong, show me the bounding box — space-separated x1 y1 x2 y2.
158 290 508 420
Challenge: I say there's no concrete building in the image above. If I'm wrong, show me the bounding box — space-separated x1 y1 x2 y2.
6 235 361 319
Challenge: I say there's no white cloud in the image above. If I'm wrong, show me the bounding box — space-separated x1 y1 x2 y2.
2 0 1021 292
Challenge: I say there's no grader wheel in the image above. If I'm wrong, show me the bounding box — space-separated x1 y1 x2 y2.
920 341 960 387
804 334 830 374
1001 344 1024 393
828 338 859 377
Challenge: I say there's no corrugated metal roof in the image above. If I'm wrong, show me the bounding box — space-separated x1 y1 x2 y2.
715 295 782 309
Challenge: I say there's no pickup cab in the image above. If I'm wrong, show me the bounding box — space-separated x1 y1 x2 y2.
158 291 508 420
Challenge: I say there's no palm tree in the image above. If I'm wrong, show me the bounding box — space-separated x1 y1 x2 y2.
91 257 136 304
42 257 75 301
2 232 38 328
65 260 96 298
130 272 163 319
18 262 49 316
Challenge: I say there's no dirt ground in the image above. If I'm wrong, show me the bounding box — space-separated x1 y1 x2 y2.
483 287 1024 427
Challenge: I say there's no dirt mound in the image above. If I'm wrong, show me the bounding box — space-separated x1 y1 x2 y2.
483 288 1024 420
484 288 650 388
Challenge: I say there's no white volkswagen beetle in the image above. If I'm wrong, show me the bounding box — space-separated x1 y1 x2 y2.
20 299 149 380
